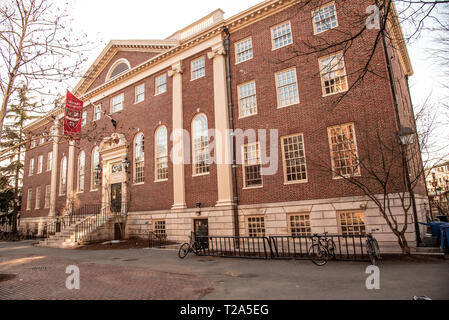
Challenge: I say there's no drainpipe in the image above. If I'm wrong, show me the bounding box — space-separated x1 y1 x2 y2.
381 28 422 246
223 27 240 238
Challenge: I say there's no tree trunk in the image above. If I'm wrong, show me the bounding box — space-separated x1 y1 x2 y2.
397 233 411 255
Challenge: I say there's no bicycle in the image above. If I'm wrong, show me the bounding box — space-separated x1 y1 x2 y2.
366 229 381 265
308 232 337 266
178 233 201 259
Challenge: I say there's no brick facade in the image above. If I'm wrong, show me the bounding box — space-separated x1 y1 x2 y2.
20 0 427 251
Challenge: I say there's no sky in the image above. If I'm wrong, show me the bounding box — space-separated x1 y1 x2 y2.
69 0 447 161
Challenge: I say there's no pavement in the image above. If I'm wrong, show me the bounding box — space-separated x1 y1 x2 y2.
0 241 448 300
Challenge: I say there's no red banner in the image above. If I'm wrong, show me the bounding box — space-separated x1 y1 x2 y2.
64 91 84 138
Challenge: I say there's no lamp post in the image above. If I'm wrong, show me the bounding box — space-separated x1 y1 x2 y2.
397 127 422 246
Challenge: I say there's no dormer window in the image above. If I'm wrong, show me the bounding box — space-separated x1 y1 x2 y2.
106 59 131 81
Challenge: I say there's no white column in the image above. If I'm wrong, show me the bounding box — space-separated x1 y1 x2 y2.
208 44 234 207
49 120 60 217
168 62 187 210
66 139 75 214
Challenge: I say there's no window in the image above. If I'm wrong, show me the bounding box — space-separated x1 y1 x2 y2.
319 52 348 96
31 139 36 148
282 134 307 183
312 2 338 34
192 114 210 175
44 185 51 209
94 104 102 121
135 84 145 103
191 57 205 80
155 126 168 181
243 143 262 188
26 189 32 211
111 93 124 113
247 217 265 237
35 187 41 209
155 74 167 95
275 68 299 108
236 38 253 63
271 21 293 50
91 147 101 190
339 211 366 236
40 137 45 145
29 158 34 176
82 111 87 126
238 81 258 118
37 155 43 174
289 214 312 236
134 133 145 184
47 152 52 171
109 61 130 80
328 123 360 177
60 157 67 196
153 220 166 239
77 151 85 193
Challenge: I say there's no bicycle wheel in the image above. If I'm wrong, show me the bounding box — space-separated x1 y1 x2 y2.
372 238 381 262
309 244 329 266
178 243 191 259
366 241 377 266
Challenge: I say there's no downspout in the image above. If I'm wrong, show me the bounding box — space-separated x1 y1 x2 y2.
223 27 240 238
381 27 422 246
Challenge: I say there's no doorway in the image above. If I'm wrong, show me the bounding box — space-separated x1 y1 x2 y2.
194 218 209 249
110 183 122 213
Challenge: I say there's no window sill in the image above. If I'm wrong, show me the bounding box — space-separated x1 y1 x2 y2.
154 179 168 183
239 112 258 120
133 182 145 186
284 180 308 186
235 58 253 65
154 91 167 97
272 42 293 51
190 75 205 82
243 186 263 190
134 100 145 105
277 101 300 109
192 172 210 178
322 88 348 98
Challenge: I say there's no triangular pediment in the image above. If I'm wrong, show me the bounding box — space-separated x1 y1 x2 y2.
74 40 178 96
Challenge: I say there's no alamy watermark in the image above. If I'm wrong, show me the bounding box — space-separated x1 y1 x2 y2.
66 265 80 290
365 265 380 290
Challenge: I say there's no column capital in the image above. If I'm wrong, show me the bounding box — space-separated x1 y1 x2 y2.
168 62 183 77
207 44 226 60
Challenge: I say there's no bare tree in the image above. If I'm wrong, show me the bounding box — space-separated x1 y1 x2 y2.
0 0 92 134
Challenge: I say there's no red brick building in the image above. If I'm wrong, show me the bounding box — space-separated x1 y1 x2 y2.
20 0 427 252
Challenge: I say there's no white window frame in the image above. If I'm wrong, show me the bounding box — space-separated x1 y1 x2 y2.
153 220 167 239
288 213 312 236
155 126 169 182
191 57 206 80
235 37 254 64
319 51 348 97
37 155 43 174
338 211 366 236
94 104 102 121
91 147 101 191
247 216 266 237
35 186 41 210
155 74 167 95
77 151 85 193
327 123 360 179
271 20 293 50
312 2 339 35
29 158 34 176
242 142 263 189
134 133 145 184
26 189 32 211
237 81 258 119
44 185 51 209
192 114 210 176
47 152 52 171
81 111 87 127
60 157 67 196
111 93 124 114
281 133 308 184
135 84 145 104
275 67 300 108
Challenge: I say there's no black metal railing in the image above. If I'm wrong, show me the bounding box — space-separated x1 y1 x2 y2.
269 235 368 261
0 230 48 241
148 231 168 248
192 233 370 262
194 234 273 259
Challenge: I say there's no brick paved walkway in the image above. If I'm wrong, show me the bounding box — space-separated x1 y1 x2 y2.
0 254 212 300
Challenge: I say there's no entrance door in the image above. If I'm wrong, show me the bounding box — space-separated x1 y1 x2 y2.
110 183 122 213
194 219 209 249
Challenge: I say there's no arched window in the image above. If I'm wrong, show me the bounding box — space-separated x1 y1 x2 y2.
134 133 145 184
91 147 100 190
107 59 131 81
155 126 168 181
60 157 67 196
192 114 210 175
77 151 85 193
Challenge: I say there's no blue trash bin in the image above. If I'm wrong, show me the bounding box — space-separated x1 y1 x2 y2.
440 224 449 253
420 222 446 237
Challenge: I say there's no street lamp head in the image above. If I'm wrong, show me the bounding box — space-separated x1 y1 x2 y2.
397 127 416 146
